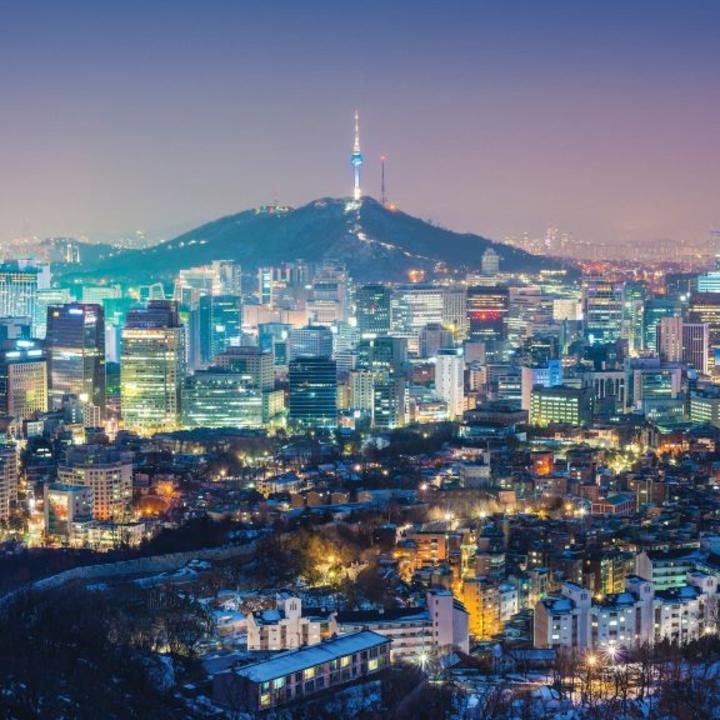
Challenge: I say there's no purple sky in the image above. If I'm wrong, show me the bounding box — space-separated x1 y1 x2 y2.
1 0 719 249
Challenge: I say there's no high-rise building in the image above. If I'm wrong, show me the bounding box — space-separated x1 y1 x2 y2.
0 339 48 419
357 336 407 429
419 323 454 358
442 286 467 339
435 347 465 419
190 294 243 368
392 285 445 337
481 248 500 276
0 263 38 326
257 267 276 306
0 443 18 524
521 360 563 412
689 292 720 358
183 369 262 428
508 286 555 349
697 271 720 293
622 281 646 354
210 295 242 357
34 287 71 338
690 386 720 428
583 278 623 345
288 357 337 428
46 303 106 412
357 335 407 372
308 268 348 324
530 385 592 426
630 363 682 413
214 346 274 390
121 301 185 432
289 325 334 360
57 445 133 522
212 259 242 296
466 286 509 344
356 284 392 335
349 369 375 414
656 317 709 374
656 316 684 363
176 261 240 302
644 296 681 353
682 322 710 375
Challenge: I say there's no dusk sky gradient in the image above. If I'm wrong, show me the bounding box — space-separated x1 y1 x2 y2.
1 0 719 248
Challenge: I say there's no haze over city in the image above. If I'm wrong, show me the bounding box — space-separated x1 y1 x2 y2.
1 0 719 249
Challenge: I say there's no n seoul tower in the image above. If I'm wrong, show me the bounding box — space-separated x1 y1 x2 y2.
351 110 363 201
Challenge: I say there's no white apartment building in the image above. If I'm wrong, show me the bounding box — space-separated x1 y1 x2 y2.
435 348 465 419
534 573 719 651
336 589 469 662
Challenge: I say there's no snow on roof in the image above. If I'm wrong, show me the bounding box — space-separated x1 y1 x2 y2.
230 631 390 683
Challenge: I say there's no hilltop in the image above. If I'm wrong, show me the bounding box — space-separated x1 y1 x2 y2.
60 197 569 283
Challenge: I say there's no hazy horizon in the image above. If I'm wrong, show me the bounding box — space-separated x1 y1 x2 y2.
1 0 719 250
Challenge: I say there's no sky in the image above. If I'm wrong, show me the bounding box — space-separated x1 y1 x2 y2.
0 0 719 249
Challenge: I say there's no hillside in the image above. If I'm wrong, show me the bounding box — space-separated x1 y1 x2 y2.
60 197 568 283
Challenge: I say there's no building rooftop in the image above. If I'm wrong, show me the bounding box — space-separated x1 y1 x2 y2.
337 607 430 625
229 630 389 683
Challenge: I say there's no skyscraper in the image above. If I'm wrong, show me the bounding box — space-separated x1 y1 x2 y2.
46 303 106 412
288 356 337 428
682 323 710 375
583 278 623 345
356 336 407 429
466 286 509 344
121 301 185 432
391 285 445 337
0 263 38 326
643 296 681 353
0 339 48 419
356 284 392 335
289 325 334 360
191 294 243 368
689 292 720 360
443 286 468 339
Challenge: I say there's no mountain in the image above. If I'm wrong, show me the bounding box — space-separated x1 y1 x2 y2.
60 197 570 284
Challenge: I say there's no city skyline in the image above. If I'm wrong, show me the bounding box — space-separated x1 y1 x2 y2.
1 0 719 250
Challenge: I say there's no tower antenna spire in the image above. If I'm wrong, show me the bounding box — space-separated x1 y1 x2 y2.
380 154 387 207
351 110 363 202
